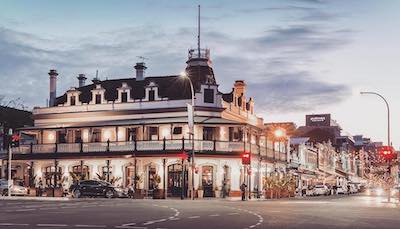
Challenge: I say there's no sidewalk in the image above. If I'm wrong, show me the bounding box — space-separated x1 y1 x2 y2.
0 196 70 201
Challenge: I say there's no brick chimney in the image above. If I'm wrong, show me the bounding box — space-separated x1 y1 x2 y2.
77 74 87 87
134 62 147 81
48 69 59 107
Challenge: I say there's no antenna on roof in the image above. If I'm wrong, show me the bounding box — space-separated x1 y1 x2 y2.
197 5 201 58
137 56 149 62
96 70 99 79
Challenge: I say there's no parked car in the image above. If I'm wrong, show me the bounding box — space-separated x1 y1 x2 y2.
337 186 347 194
70 180 127 198
313 185 330 196
0 179 28 196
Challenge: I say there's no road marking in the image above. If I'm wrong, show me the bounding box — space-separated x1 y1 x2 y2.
37 224 68 227
228 212 239 215
143 219 167 225
209 214 220 217
39 207 58 210
74 225 107 228
14 208 36 212
188 216 200 219
115 226 147 229
0 223 29 226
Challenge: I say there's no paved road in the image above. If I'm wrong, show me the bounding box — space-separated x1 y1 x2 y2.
0 195 398 229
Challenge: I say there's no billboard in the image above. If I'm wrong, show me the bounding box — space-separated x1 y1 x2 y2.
306 114 331 127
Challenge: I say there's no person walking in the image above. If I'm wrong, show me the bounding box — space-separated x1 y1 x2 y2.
347 184 351 195
37 178 43 197
240 183 247 201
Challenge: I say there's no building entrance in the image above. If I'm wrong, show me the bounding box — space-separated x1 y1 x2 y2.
167 163 188 197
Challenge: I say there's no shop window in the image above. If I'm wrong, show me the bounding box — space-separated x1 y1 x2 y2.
149 90 155 101
72 165 90 181
101 165 112 180
121 92 128 103
44 166 62 188
95 94 102 104
203 127 215 141
204 89 214 103
173 127 182 135
71 96 76 106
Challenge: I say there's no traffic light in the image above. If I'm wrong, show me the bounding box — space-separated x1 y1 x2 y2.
241 152 251 165
378 146 395 161
11 133 20 147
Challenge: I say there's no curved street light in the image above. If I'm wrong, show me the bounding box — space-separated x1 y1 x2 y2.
180 71 195 200
360 91 390 146
360 91 392 202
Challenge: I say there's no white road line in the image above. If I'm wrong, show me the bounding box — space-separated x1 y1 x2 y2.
74 225 107 228
39 207 58 210
115 226 147 229
188 216 200 219
0 223 29 226
37 224 68 227
228 212 239 215
209 214 220 217
143 219 167 225
15 208 36 212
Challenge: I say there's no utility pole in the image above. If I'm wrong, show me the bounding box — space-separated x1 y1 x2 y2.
7 128 12 197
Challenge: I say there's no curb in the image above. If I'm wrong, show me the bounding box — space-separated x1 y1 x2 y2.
0 196 70 201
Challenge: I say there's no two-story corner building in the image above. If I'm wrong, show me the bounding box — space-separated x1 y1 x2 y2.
6 46 269 198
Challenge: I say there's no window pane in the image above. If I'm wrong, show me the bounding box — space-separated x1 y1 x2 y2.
149 90 155 101
95 94 102 104
71 96 76 106
121 92 128 103
204 89 214 103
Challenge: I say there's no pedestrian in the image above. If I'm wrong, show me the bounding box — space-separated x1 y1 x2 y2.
240 182 247 201
347 184 351 195
37 178 43 197
222 180 226 198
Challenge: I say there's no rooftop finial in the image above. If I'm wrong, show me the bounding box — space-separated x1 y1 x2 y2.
197 5 201 58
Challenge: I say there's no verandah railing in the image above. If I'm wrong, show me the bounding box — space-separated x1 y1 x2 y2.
12 139 287 161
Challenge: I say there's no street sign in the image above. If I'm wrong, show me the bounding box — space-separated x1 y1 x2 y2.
187 103 194 131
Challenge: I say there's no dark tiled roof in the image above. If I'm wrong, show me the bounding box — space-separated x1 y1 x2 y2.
54 65 219 106
222 89 234 103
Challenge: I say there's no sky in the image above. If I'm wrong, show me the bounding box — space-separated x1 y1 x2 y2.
0 0 399 149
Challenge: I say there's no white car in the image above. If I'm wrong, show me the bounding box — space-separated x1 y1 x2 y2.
313 185 330 196
337 186 347 194
0 180 28 196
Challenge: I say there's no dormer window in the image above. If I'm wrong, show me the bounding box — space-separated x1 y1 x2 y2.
204 88 214 103
90 84 106 105
145 81 160 101
116 82 133 103
65 87 82 106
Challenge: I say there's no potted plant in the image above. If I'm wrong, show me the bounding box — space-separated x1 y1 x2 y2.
152 174 163 199
133 174 144 199
197 185 204 198
214 186 221 198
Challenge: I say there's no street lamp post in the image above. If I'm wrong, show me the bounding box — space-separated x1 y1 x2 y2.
7 128 13 197
181 71 195 200
360 91 392 202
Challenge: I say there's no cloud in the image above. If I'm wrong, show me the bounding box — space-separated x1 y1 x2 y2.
0 1 353 114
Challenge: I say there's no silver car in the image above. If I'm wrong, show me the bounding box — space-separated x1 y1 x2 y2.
0 180 28 196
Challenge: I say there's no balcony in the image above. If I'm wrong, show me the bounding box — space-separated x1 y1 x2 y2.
11 139 261 156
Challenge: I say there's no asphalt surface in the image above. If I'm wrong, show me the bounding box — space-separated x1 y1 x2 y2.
0 195 399 229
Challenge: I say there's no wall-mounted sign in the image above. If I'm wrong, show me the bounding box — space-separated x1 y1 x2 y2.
306 114 331 127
